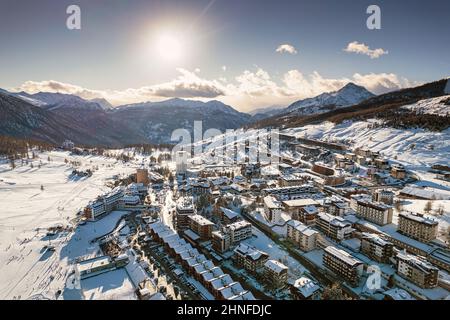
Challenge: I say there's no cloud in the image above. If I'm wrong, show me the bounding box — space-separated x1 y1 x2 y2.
14 68 416 111
344 41 388 59
276 44 298 55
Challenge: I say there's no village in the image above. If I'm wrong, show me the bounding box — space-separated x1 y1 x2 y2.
50 130 450 301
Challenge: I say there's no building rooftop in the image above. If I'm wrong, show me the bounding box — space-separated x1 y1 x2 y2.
399 212 438 226
290 277 321 298
324 246 363 267
188 214 214 226
283 198 319 208
264 259 288 273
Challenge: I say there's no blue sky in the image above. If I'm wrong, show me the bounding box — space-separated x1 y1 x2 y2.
0 0 449 110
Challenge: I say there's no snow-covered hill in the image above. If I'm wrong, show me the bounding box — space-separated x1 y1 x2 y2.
402 95 450 116
286 120 450 168
283 82 375 116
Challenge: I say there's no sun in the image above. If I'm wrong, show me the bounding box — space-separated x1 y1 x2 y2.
155 32 184 63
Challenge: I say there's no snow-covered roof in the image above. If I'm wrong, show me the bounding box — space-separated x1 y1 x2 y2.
220 207 239 220
324 246 363 267
290 277 320 298
264 259 288 274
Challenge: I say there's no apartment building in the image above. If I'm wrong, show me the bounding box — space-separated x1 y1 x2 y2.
373 189 395 205
397 212 438 243
322 197 350 217
360 233 394 263
175 196 195 232
288 277 321 300
396 251 439 289
264 260 288 288
212 220 252 253
282 199 320 225
351 194 393 226
316 212 353 241
263 195 283 223
187 214 214 240
286 220 318 252
85 187 124 220
233 243 269 274
323 246 364 287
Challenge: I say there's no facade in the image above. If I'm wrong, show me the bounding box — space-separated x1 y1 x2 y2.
175 151 188 175
263 196 283 223
373 189 395 205
397 212 438 243
136 168 149 186
323 246 364 287
286 220 318 252
85 187 124 220
187 214 214 239
360 233 394 263
263 260 288 288
323 197 350 217
316 212 353 241
212 220 252 252
233 243 269 274
351 194 393 226
175 196 195 232
391 164 407 180
396 251 439 289
282 199 320 225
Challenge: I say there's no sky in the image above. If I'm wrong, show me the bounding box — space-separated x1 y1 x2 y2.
0 0 449 111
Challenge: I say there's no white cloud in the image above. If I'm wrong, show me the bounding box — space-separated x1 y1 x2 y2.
14 68 416 111
344 41 388 59
276 44 298 55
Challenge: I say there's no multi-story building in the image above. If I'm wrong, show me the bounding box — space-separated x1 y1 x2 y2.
397 212 438 243
263 196 283 223
396 251 439 289
373 189 395 205
323 246 364 287
391 164 407 180
136 167 149 186
316 212 353 241
286 220 318 252
360 233 394 263
187 214 214 240
175 196 195 232
212 220 252 253
351 194 393 226
263 185 319 200
263 260 288 288
233 243 269 274
282 199 320 225
85 187 124 220
322 197 350 217
175 151 189 176
288 277 321 300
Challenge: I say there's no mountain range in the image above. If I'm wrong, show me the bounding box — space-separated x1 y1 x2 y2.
1 79 448 147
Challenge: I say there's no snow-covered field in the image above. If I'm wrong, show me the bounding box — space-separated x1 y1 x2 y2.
0 151 136 299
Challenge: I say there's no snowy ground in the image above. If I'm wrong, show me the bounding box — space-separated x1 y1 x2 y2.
81 268 136 300
0 150 137 299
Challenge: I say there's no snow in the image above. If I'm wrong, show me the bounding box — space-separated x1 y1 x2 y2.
81 268 136 300
0 150 136 299
402 95 450 116
287 120 450 167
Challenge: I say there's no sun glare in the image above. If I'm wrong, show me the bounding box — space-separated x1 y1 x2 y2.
155 32 184 63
